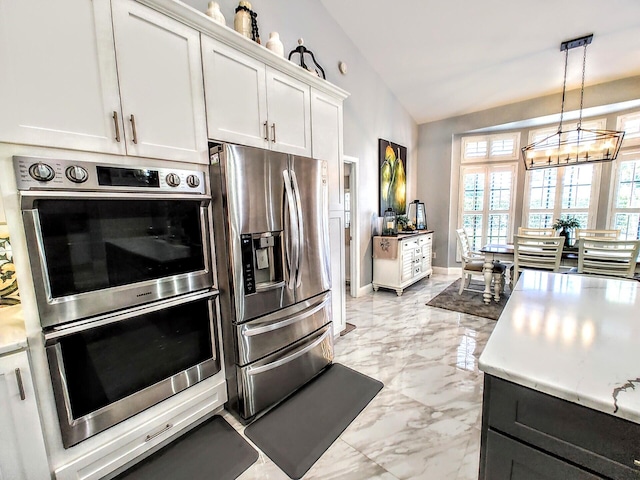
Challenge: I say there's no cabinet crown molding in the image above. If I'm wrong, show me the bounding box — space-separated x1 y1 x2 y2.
136 0 349 100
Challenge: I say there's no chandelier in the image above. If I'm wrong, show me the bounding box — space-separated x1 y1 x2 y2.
522 34 625 170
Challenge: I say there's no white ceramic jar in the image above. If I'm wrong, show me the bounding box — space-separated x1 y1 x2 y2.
266 32 284 57
206 1 226 26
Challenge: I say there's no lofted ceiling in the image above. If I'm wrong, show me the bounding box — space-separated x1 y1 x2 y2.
320 0 640 124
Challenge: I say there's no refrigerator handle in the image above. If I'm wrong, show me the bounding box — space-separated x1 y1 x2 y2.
290 170 304 288
282 169 299 290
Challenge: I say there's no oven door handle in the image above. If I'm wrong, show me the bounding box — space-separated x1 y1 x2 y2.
44 290 218 343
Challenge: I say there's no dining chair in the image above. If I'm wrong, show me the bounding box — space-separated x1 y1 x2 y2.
574 228 620 240
517 227 556 236
456 228 506 301
577 238 640 278
513 235 564 284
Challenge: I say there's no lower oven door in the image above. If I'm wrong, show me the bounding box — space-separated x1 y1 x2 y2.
237 323 333 419
45 290 220 448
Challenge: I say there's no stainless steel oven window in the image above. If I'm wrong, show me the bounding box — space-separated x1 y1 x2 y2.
45 290 220 448
20 191 213 327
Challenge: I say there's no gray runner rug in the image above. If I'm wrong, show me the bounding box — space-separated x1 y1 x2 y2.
244 363 383 479
426 278 511 320
115 415 258 480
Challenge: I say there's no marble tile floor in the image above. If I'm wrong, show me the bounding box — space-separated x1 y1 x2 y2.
227 273 496 480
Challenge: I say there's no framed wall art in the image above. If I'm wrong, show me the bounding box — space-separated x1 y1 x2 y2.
378 138 407 216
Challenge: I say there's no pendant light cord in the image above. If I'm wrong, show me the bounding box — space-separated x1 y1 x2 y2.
578 43 587 129
558 47 569 134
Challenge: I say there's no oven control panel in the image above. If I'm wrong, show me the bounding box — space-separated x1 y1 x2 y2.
14 156 207 194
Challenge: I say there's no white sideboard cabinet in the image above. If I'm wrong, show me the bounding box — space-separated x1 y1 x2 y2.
0 349 50 480
372 232 434 296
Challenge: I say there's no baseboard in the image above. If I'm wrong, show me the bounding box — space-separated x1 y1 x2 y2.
432 266 461 275
356 284 373 297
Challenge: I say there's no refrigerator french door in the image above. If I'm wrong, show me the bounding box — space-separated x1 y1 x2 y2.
210 143 333 420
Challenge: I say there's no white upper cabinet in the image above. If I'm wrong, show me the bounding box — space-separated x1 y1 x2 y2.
201 38 269 149
202 36 312 156
0 0 125 154
0 0 207 163
265 67 312 156
311 89 344 211
111 0 208 163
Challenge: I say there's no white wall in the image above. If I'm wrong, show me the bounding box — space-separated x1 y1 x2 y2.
183 0 418 287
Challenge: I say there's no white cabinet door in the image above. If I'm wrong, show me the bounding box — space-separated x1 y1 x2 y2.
328 212 346 336
201 37 311 156
0 351 50 480
266 67 312 157
201 36 269 149
0 0 124 154
311 90 344 211
111 0 208 163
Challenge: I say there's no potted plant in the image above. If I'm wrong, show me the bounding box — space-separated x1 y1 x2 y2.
396 215 415 232
552 217 581 246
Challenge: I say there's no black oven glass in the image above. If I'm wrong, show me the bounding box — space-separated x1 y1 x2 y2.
36 199 205 298
58 298 214 419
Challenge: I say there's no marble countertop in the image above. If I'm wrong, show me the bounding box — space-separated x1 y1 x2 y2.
0 304 27 355
479 270 640 425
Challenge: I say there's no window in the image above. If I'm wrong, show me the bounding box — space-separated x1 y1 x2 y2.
462 132 520 162
524 164 598 228
610 150 640 239
460 164 516 251
523 121 603 229
617 111 640 147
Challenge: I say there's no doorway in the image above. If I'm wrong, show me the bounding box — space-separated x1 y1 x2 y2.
343 155 360 298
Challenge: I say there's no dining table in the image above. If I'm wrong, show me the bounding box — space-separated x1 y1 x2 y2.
479 243 640 304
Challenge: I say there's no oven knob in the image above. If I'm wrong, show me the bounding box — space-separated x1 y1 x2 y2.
186 174 200 188
165 173 181 187
65 165 88 183
28 162 55 182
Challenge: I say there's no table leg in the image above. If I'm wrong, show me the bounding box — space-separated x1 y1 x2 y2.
483 256 493 305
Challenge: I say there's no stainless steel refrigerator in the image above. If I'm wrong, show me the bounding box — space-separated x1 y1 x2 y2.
209 143 334 421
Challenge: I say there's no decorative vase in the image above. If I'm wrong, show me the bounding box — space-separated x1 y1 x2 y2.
206 1 226 26
266 32 284 57
234 1 252 39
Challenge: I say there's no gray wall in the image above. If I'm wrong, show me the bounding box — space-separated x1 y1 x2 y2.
184 0 418 288
418 75 640 269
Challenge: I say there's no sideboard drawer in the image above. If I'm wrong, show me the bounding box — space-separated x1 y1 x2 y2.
485 375 640 479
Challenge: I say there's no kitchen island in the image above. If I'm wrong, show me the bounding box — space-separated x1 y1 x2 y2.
479 271 640 479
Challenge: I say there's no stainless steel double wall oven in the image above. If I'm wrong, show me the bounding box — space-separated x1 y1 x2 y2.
15 156 221 448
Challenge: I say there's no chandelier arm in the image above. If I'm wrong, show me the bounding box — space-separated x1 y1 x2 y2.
558 47 569 134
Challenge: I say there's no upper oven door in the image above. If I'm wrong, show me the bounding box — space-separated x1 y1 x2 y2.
21 191 213 327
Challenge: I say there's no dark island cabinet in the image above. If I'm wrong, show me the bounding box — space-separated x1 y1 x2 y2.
479 375 640 480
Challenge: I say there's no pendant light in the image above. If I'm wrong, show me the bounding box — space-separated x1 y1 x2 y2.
521 34 625 170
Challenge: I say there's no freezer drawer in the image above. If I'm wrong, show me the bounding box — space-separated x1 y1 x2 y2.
237 323 333 419
235 291 331 365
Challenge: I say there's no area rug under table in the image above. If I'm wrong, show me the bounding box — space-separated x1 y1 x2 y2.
114 415 258 480
426 278 511 320
244 363 383 479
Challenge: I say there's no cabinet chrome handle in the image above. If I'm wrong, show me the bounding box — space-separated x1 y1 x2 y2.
264 121 269 141
145 423 173 442
15 368 25 401
634 459 640 467
271 123 276 143
112 111 121 142
130 114 138 144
